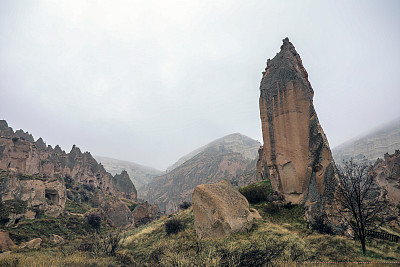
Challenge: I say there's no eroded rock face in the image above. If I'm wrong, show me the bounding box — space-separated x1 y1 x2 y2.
192 180 258 239
94 194 135 228
132 201 160 225
257 38 338 219
374 150 400 205
0 120 137 201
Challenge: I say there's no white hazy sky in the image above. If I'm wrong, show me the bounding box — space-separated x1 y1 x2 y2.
1 0 399 170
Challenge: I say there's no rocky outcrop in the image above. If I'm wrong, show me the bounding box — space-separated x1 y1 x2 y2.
374 150 400 205
20 238 42 249
132 201 160 225
192 180 258 239
0 230 14 251
0 120 137 227
257 38 338 220
0 120 137 201
94 193 135 228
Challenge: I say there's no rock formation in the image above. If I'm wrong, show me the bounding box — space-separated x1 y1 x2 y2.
0 230 14 251
132 201 160 225
0 120 137 226
374 150 400 205
257 38 338 220
192 180 259 239
94 194 135 228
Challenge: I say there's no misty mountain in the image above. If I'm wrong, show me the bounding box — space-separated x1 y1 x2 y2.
139 133 260 213
332 117 400 164
166 133 261 172
94 156 163 188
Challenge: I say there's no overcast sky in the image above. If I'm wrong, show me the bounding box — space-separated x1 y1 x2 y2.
1 1 399 170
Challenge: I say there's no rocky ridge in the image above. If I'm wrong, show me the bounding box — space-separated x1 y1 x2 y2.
333 117 400 164
166 133 260 172
257 38 338 221
94 155 162 188
0 120 137 226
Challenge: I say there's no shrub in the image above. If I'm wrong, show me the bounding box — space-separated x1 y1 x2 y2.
87 213 101 229
239 180 273 204
164 218 185 235
311 216 334 235
263 203 280 214
128 203 138 211
179 201 192 210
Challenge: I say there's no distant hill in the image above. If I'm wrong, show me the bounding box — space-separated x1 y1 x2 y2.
166 133 261 172
139 133 260 213
332 117 400 164
94 156 163 188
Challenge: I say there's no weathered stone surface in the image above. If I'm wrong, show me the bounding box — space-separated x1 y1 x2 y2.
94 194 135 228
0 230 14 251
257 38 338 220
132 201 160 225
192 180 258 239
374 150 400 205
50 234 65 244
20 238 42 249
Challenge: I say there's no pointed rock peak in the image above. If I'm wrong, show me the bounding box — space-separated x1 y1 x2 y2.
70 145 82 156
35 137 46 150
0 120 9 128
280 37 294 50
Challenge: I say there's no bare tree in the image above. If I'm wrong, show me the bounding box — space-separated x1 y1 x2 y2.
334 160 391 255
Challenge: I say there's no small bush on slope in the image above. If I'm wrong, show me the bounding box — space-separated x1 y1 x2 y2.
239 180 274 203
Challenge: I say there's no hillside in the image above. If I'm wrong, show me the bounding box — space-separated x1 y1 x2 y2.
166 133 260 172
332 117 400 164
94 156 162 188
139 134 260 213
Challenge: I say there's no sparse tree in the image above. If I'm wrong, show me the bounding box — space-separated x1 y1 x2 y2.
334 160 391 255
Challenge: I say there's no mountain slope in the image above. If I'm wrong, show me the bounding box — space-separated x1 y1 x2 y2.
140 133 260 213
94 156 162 188
166 133 260 172
332 117 400 164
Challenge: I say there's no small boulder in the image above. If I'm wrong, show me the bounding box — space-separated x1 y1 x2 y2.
20 238 42 249
192 180 258 239
50 234 65 244
0 230 14 251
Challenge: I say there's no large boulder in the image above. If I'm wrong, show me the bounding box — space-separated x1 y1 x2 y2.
192 180 258 239
257 38 338 221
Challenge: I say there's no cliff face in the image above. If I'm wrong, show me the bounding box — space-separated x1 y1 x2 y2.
0 120 137 224
257 38 337 219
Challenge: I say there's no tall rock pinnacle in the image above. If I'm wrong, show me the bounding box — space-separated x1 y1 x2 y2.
257 38 337 220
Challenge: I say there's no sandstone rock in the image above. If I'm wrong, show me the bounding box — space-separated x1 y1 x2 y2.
192 180 257 239
0 230 14 251
20 238 42 249
50 234 65 244
257 38 338 220
95 194 135 228
132 201 160 225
